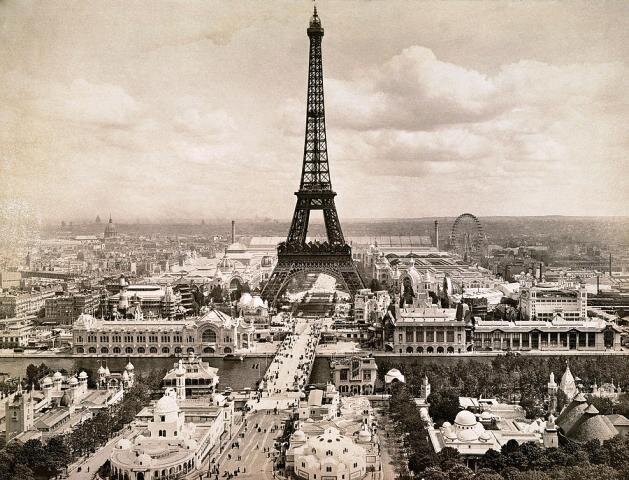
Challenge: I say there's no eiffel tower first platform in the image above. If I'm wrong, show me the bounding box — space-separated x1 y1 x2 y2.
261 7 364 305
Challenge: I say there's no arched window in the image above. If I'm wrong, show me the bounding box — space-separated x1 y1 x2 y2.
406 346 413 353
125 347 133 354
113 347 121 354
437 346 444 354
416 346 424 353
137 347 145 354
100 347 109 354
88 347 97 353
76 347 84 354
223 347 232 354
203 347 215 354
162 346 170 354
174 347 182 354
427 346 434 354
202 329 217 343
149 347 158 354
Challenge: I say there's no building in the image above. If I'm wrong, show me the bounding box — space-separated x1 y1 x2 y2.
353 288 391 324
471 316 622 352
104 215 118 239
520 284 587 321
110 388 226 480
5 384 35 443
297 384 341 421
555 393 626 443
331 356 378 395
287 391 381 480
0 316 34 348
237 292 270 328
0 271 22 289
44 292 101 325
382 264 467 354
72 308 246 356
162 355 219 398
427 408 554 469
106 282 182 320
0 288 57 318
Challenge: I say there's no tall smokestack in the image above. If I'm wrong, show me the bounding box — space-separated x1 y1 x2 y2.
231 220 235 244
539 263 543 281
434 220 439 251
596 275 600 295
609 252 612 276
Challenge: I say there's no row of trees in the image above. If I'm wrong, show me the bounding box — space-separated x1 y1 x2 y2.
388 384 629 480
0 367 166 479
379 353 629 419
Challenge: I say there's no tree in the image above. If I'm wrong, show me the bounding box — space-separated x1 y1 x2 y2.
428 388 461 425
446 463 474 480
369 278 382 292
25 364 38 386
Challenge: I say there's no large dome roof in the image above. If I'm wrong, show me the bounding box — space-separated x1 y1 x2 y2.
155 392 179 414
454 410 477 427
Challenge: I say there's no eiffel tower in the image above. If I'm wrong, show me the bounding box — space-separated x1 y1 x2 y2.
261 7 364 304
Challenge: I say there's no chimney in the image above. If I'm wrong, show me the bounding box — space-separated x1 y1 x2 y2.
434 220 439 250
231 220 236 244
539 263 543 281
609 252 612 277
596 275 600 295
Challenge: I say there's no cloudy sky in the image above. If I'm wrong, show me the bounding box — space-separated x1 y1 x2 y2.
1 0 627 223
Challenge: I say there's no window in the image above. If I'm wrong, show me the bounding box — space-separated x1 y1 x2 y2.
340 369 348 381
161 415 165 422
326 466 332 472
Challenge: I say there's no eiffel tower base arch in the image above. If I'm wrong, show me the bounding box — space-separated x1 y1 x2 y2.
261 253 364 306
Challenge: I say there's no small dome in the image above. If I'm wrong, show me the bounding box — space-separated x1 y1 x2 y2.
122 370 129 381
454 410 477 427
480 431 492 441
98 365 106 374
52 371 63 380
116 438 132 450
293 429 306 442
155 392 179 414
480 411 492 420
41 376 53 386
358 426 372 443
125 361 134 371
384 368 405 384
79 371 88 379
68 376 78 386
134 434 146 446
239 292 253 306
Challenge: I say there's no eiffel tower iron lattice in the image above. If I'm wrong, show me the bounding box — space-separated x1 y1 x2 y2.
261 7 364 304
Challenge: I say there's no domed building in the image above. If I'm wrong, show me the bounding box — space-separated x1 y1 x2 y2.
104 215 118 239
110 388 214 480
291 426 367 480
556 392 625 443
429 408 550 468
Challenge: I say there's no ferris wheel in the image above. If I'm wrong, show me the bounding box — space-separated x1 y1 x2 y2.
449 213 487 261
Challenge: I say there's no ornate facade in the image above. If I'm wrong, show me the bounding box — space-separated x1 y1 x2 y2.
72 307 249 356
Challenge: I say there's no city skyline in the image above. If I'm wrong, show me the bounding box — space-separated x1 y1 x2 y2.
1 0 628 224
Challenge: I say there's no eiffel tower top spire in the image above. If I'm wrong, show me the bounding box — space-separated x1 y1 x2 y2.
301 4 330 192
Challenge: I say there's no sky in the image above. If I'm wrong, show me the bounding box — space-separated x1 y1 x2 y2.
0 0 628 224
